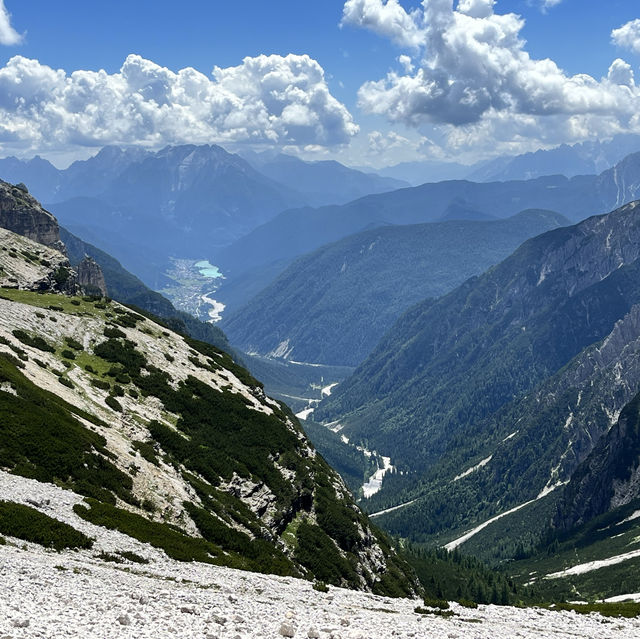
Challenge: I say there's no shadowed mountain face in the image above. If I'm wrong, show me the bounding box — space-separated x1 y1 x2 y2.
221 210 569 367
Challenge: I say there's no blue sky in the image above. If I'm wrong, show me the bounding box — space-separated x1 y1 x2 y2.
1 1 640 167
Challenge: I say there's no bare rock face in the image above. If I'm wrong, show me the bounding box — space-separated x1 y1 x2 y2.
0 228 78 293
0 180 64 252
76 256 107 297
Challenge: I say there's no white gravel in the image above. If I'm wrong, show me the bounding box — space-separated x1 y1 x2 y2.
1 474 639 637
2 541 639 639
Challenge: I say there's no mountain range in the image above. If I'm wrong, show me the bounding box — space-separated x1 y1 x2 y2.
313 200 640 579
221 209 568 367
213 151 640 315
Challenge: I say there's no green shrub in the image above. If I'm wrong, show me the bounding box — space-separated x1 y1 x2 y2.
74 499 219 563
0 356 134 505
64 337 84 351
313 580 329 592
105 395 122 412
61 349 76 360
103 326 126 339
0 501 92 550
422 597 449 609
53 267 70 286
294 521 359 587
58 376 73 389
90 378 110 391
132 440 159 465
12 329 54 353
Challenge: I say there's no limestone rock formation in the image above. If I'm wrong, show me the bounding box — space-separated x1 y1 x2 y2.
76 256 108 297
0 180 64 252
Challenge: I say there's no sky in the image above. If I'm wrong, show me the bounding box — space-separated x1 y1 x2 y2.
1 0 640 168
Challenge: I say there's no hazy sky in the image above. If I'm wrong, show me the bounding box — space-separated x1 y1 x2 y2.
1 1 639 167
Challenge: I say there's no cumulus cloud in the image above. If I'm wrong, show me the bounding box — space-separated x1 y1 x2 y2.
0 53 358 155
0 0 22 45
612 19 640 55
341 0 426 49
343 0 640 148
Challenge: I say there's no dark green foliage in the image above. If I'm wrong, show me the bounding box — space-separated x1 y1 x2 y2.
294 521 359 587
53 267 70 285
414 607 455 618
132 440 159 465
61 349 76 360
404 545 516 605
422 597 449 609
184 503 296 576
90 378 110 391
64 336 83 351
312 580 329 592
58 376 73 389
0 500 92 550
12 329 54 352
94 338 147 373
118 550 149 564
315 484 360 552
74 499 219 563
103 326 126 339
0 356 134 505
105 395 122 412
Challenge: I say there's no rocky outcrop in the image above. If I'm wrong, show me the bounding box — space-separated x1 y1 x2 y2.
76 256 107 297
0 228 78 294
0 180 64 252
555 392 640 530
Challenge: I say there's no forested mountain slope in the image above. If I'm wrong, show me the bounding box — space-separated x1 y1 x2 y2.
222 210 568 366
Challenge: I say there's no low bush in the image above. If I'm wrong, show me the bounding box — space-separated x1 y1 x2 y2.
12 330 54 353
0 501 92 551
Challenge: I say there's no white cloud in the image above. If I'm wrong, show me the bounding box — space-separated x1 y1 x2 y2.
343 0 640 150
0 0 22 45
612 19 640 55
0 54 358 156
341 0 426 49
541 0 562 11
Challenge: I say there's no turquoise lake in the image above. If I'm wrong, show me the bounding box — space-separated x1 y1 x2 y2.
194 260 223 279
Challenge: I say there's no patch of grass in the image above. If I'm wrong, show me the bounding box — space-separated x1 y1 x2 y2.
0 501 92 550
